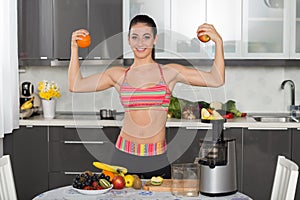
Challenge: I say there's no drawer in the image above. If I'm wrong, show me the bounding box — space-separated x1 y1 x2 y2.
49 140 115 172
49 126 120 142
49 172 78 189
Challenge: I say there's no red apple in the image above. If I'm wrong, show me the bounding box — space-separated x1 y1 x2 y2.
197 31 210 43
112 175 125 189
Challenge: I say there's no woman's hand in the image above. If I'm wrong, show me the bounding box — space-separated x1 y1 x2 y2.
71 29 90 48
197 23 222 44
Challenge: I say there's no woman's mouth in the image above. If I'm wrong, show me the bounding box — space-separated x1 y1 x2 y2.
135 48 147 52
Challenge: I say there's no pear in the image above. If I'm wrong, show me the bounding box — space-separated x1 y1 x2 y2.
132 175 142 189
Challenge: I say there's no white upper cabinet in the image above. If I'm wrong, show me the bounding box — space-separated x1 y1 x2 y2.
124 0 299 59
123 0 241 59
242 0 290 58
206 0 242 59
290 0 300 58
123 0 171 58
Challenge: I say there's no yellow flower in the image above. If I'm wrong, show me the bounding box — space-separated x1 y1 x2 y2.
38 80 61 100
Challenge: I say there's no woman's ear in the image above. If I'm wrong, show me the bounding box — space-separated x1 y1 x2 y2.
153 35 158 45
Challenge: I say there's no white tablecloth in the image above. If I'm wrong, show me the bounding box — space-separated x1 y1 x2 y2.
33 185 253 200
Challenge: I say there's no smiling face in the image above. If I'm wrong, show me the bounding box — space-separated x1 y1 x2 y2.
128 23 157 60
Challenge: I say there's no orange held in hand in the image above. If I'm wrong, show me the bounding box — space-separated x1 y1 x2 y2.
77 34 91 48
197 31 210 43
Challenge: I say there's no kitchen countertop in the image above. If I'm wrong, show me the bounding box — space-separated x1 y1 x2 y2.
19 112 300 129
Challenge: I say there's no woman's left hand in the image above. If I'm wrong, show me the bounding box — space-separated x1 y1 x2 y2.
197 23 222 44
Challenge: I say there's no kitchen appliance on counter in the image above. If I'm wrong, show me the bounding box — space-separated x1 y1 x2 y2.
198 120 237 196
100 109 116 120
19 81 41 119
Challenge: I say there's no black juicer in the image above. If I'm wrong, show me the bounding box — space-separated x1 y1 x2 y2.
198 120 237 196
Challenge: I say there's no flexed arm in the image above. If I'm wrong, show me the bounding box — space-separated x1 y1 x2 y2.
68 29 124 92
168 24 225 88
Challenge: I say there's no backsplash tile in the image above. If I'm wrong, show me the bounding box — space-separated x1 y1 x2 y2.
19 64 300 114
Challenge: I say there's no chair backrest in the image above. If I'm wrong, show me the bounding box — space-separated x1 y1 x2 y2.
271 155 299 200
0 155 18 200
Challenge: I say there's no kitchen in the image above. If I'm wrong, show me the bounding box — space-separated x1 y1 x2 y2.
1 0 300 199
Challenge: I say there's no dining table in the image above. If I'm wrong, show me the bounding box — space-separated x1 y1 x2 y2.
32 185 253 200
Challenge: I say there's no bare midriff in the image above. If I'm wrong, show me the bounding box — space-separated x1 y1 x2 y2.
120 109 168 144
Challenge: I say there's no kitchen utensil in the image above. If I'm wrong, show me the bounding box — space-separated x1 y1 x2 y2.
171 163 200 197
198 120 237 196
20 81 34 97
100 109 116 120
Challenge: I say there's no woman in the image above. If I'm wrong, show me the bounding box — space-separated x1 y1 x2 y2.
69 15 224 177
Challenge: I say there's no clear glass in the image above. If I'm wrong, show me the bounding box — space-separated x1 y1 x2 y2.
171 0 241 58
245 0 285 55
296 0 300 53
248 21 283 53
207 0 242 56
297 0 300 18
171 163 200 197
297 21 300 53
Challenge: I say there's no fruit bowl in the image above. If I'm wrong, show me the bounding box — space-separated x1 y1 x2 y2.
72 185 113 195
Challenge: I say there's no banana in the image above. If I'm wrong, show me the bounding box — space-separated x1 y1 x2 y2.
93 161 127 175
21 98 34 110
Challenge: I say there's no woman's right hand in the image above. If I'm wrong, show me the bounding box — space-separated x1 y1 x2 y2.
71 29 90 48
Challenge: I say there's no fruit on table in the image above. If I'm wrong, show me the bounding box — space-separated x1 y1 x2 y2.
72 171 108 190
76 34 91 48
150 176 164 186
93 161 127 175
83 170 93 177
21 97 34 110
99 178 112 189
102 170 115 182
197 31 210 43
132 175 142 189
124 174 135 187
112 175 126 189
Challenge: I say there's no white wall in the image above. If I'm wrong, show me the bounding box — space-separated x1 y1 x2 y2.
19 65 300 114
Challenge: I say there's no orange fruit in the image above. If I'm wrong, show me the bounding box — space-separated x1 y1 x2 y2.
76 35 91 48
102 170 115 182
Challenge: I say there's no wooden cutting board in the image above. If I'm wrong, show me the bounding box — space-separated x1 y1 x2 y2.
143 179 198 192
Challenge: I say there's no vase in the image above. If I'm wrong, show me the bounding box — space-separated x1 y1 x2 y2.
42 99 56 119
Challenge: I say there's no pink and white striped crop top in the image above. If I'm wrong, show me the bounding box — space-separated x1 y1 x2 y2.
119 64 171 112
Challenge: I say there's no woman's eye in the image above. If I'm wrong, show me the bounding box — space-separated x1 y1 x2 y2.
131 36 138 40
144 35 151 40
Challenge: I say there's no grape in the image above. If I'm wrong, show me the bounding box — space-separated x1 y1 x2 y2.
105 176 110 181
100 173 105 179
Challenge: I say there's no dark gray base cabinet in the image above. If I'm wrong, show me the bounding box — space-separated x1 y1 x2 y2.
242 128 292 200
292 129 300 200
7 125 297 200
4 126 49 200
48 126 120 189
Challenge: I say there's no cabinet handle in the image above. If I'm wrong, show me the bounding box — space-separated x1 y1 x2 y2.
64 172 101 175
185 126 211 130
297 128 300 131
248 127 288 130
64 125 103 129
63 141 107 144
